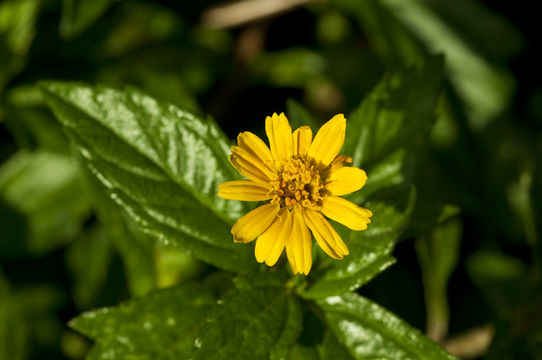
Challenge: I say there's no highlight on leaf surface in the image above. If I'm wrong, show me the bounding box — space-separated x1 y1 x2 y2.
217 112 372 275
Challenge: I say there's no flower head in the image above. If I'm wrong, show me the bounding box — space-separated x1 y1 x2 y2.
218 113 372 275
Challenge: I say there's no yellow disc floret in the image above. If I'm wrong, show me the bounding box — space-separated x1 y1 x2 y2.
270 155 325 209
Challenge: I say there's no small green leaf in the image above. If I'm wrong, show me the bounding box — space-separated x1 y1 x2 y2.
302 184 415 299
66 226 115 309
317 292 457 359
193 287 302 360
0 0 40 93
0 150 92 256
416 218 461 341
60 0 113 39
70 284 216 359
40 82 256 273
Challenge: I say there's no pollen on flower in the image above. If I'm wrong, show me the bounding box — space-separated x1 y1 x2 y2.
269 155 325 209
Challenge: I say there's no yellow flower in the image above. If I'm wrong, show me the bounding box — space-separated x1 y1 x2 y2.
218 113 372 275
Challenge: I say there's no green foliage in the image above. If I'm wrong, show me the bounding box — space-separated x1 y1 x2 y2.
70 283 216 359
0 0 39 93
60 0 114 39
0 0 537 359
316 293 456 359
40 82 256 273
193 286 302 360
0 150 91 257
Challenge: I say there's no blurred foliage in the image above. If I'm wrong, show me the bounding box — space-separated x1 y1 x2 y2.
0 0 540 359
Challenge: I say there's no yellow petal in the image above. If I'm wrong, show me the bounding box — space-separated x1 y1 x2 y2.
293 126 313 156
218 180 272 201
287 210 312 274
229 146 276 185
328 155 353 174
321 196 372 231
231 203 279 243
308 114 346 167
266 113 294 165
285 241 298 274
303 209 349 259
325 167 367 196
255 209 292 266
237 131 276 172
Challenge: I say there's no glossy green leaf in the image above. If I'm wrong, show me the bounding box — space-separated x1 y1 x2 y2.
81 165 156 297
317 292 457 359
70 284 216 359
193 287 302 360
0 150 91 256
415 218 461 341
60 0 113 39
0 0 40 93
302 184 415 299
40 82 257 273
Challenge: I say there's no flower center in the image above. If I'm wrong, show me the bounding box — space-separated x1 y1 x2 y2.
270 155 325 209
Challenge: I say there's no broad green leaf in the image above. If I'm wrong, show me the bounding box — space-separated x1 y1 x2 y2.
286 98 320 133
343 55 443 175
66 226 115 309
70 284 216 359
301 184 415 299
81 165 156 296
415 218 461 341
193 287 302 360
0 0 40 93
0 150 91 256
97 65 201 115
60 0 113 39
287 330 353 360
317 292 457 359
40 82 257 273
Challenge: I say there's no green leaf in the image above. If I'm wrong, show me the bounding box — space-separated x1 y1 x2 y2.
60 0 113 39
81 164 156 297
0 0 40 93
317 292 457 359
343 55 443 181
415 218 461 341
0 150 92 256
66 225 115 309
301 184 415 299
287 330 354 360
342 0 514 128
70 284 216 359
40 82 257 273
193 287 302 360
